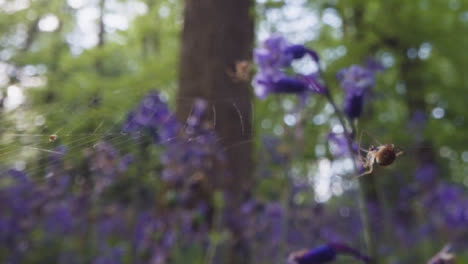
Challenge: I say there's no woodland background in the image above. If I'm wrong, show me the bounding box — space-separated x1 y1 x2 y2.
0 0 468 263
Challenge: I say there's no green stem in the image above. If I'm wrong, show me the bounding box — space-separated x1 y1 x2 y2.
205 195 224 264
324 92 377 263
279 173 291 264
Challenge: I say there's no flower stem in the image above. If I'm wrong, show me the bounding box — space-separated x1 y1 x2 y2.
324 91 377 263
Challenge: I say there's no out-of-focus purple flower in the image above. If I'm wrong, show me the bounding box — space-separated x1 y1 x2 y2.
122 92 180 142
337 65 375 93
262 135 289 164
254 35 300 71
252 35 322 99
89 141 120 180
96 207 126 246
123 92 223 188
265 202 283 243
118 154 134 172
415 163 438 185
327 133 357 157
337 63 383 119
343 92 364 119
94 246 124 264
365 58 385 73
424 183 468 228
47 145 67 175
185 99 209 135
44 205 74 234
408 110 427 131
299 74 327 94
253 72 308 99
288 246 336 264
288 243 370 264
285 44 320 63
133 211 157 252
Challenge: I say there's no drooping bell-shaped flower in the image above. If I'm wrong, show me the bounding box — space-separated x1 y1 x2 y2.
337 62 383 119
252 35 323 99
288 243 370 264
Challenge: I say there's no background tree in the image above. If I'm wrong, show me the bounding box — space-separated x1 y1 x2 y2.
176 0 254 262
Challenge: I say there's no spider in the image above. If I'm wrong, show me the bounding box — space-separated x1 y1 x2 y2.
226 60 251 82
49 134 58 142
356 132 403 178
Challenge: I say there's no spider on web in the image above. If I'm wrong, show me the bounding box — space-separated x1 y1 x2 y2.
355 131 404 178
226 60 251 82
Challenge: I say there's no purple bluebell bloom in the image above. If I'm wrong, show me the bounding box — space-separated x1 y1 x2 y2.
253 35 323 99
94 246 124 264
124 92 224 209
327 133 357 157
364 57 385 73
337 65 375 94
254 35 294 70
288 245 336 264
337 63 383 119
253 73 308 99
343 92 365 119
424 183 468 229
44 206 74 234
122 91 180 142
299 74 327 94
118 154 134 172
415 163 438 185
285 44 320 63
262 135 289 164
288 243 370 264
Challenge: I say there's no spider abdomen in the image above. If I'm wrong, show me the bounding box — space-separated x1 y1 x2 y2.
375 145 396 166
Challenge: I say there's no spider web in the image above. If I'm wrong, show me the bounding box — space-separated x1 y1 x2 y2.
0 89 286 179
0 0 350 204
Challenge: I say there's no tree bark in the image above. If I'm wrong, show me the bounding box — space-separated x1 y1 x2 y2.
176 0 254 262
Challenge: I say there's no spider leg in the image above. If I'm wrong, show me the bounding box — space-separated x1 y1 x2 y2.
363 130 383 146
396 150 404 157
357 130 366 164
354 163 374 179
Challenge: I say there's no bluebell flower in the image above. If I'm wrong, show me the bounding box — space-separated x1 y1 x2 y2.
415 163 438 185
285 44 320 63
253 72 308 99
93 246 123 264
288 243 370 264
262 135 289 164
364 57 385 73
337 63 383 119
44 205 74 234
343 92 365 119
122 91 180 142
424 183 468 229
133 211 158 252
327 133 357 158
124 92 224 201
253 35 323 99
254 35 293 70
288 245 336 264
337 65 375 94
118 154 134 172
299 73 327 94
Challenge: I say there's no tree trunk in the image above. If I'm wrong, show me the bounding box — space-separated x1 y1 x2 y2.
176 0 254 262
